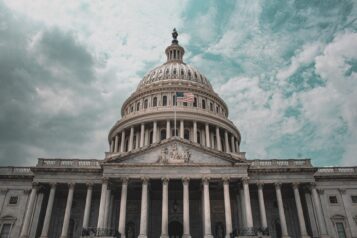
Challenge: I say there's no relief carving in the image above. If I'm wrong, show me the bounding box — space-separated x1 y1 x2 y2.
157 143 191 164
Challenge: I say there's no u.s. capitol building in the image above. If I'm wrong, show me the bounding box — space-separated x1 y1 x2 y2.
1 30 356 238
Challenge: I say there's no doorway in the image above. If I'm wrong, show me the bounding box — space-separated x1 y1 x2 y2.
168 221 183 238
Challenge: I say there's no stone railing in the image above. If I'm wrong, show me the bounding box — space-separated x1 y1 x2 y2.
37 159 101 168
0 167 33 176
250 159 312 168
316 167 357 175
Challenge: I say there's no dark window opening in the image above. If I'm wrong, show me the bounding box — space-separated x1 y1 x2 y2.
162 96 167 106
153 97 157 107
329 196 338 204
184 129 190 140
202 99 206 109
183 102 187 106
336 222 347 238
9 196 18 205
160 130 167 140
193 97 197 107
144 99 148 109
351 195 357 203
173 95 177 106
197 131 201 144
210 102 213 111
172 129 178 137
149 131 153 144
136 102 140 111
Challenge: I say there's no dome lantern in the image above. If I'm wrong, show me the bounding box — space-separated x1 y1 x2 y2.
165 28 185 63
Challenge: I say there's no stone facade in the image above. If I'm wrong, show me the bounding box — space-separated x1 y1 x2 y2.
0 30 356 238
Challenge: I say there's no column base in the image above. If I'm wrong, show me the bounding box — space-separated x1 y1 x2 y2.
300 236 310 238
138 235 147 238
320 235 330 238
160 235 169 238
204 235 214 238
183 235 192 238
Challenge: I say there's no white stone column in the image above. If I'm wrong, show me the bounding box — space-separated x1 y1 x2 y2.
193 121 197 143
311 184 329 238
60 183 75 238
205 123 210 148
97 178 108 229
40 183 56 238
203 178 213 238
140 124 145 147
139 178 149 238
166 120 171 139
20 183 38 238
153 121 157 143
144 129 149 146
216 127 222 151
224 131 230 153
293 183 310 238
180 120 184 138
110 139 114 153
235 140 239 153
239 186 247 228
120 131 126 152
114 135 119 152
183 178 191 238
257 183 268 229
128 127 134 151
230 136 236 153
161 178 169 238
242 178 254 232
223 178 232 237
118 178 128 237
103 188 111 228
275 183 290 238
82 183 93 229
135 131 140 149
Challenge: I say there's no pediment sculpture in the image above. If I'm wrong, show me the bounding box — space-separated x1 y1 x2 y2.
157 143 191 164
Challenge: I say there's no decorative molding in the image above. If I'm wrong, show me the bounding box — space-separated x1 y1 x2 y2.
292 182 300 189
86 182 94 188
339 188 347 195
182 177 190 185
257 182 264 189
202 177 210 184
274 182 282 188
242 177 250 184
121 177 129 185
0 189 8 195
317 188 324 195
162 177 169 185
222 177 230 184
157 143 191 164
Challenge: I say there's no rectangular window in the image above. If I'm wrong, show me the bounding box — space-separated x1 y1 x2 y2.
329 196 338 204
336 222 347 238
351 195 357 203
0 224 11 238
8 196 18 205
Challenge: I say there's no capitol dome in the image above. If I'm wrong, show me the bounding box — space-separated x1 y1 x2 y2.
107 29 243 161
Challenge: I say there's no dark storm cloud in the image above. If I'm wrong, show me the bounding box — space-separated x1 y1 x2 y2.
0 4 107 165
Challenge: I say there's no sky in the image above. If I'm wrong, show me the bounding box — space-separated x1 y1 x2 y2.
0 0 356 166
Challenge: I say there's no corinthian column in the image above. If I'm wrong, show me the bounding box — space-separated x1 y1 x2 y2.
205 123 210 148
183 178 191 238
231 135 236 153
216 127 222 151
224 131 230 153
40 183 57 238
193 121 197 143
292 183 310 238
311 183 329 238
153 121 157 143
275 183 290 238
120 131 126 152
257 183 267 230
82 183 93 229
60 183 75 238
166 121 171 139
20 183 38 238
114 135 119 152
160 178 169 238
118 178 128 237
242 177 254 234
203 178 213 238
97 178 108 229
140 123 145 147
223 178 232 237
139 178 149 238
128 127 134 151
180 120 184 138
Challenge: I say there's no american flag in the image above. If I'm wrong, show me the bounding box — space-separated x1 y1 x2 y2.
176 92 194 103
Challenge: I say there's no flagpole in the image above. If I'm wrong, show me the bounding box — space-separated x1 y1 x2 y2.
174 91 176 137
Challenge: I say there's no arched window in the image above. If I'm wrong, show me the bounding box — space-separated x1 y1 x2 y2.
172 129 178 137
153 97 157 107
216 106 219 113
183 102 187 106
160 129 166 140
136 102 140 111
125 138 129 152
196 131 201 144
133 135 137 149
173 95 177 106
181 69 184 76
193 97 197 107
144 99 148 109
210 102 213 111
202 99 206 109
187 70 191 79
173 68 177 75
162 95 167 106
184 129 190 140
130 106 133 112
149 131 153 144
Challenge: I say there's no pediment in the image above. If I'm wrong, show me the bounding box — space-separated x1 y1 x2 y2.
105 138 245 166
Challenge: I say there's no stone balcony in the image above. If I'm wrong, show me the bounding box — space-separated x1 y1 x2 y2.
315 167 357 178
36 158 101 170
0 166 33 177
250 159 313 168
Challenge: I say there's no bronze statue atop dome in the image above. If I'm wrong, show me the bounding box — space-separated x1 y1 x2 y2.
172 28 178 44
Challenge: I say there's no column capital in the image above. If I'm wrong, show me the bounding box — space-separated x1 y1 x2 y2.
317 188 324 195
242 177 250 184
86 182 94 188
141 177 149 185
68 183 75 189
121 177 129 185
182 177 190 185
222 177 230 184
292 182 300 189
49 182 57 188
162 177 170 185
202 177 210 184
32 182 40 188
0 188 8 194
257 182 264 189
310 182 317 188
102 177 109 184
274 182 282 188
339 188 347 194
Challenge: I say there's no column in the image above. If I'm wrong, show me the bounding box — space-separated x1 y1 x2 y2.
97 178 108 229
103 188 111 228
82 183 93 229
210 132 215 149
20 183 38 238
153 121 157 143
139 178 149 238
140 124 145 147
135 131 140 149
128 127 134 151
180 120 184 138
205 123 210 148
183 178 191 238
224 131 230 153
161 178 169 238
60 183 75 238
118 178 129 237
242 178 254 233
110 139 114 153
257 183 268 230
311 184 329 238
166 120 171 139
239 186 247 228
40 183 56 238
235 140 239 153
203 178 213 238
114 135 119 152
230 136 236 153
223 178 233 237
193 121 197 143
275 183 290 238
216 127 222 151
120 131 126 152
293 183 310 238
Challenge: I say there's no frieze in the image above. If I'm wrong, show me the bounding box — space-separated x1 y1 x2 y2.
157 143 191 164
